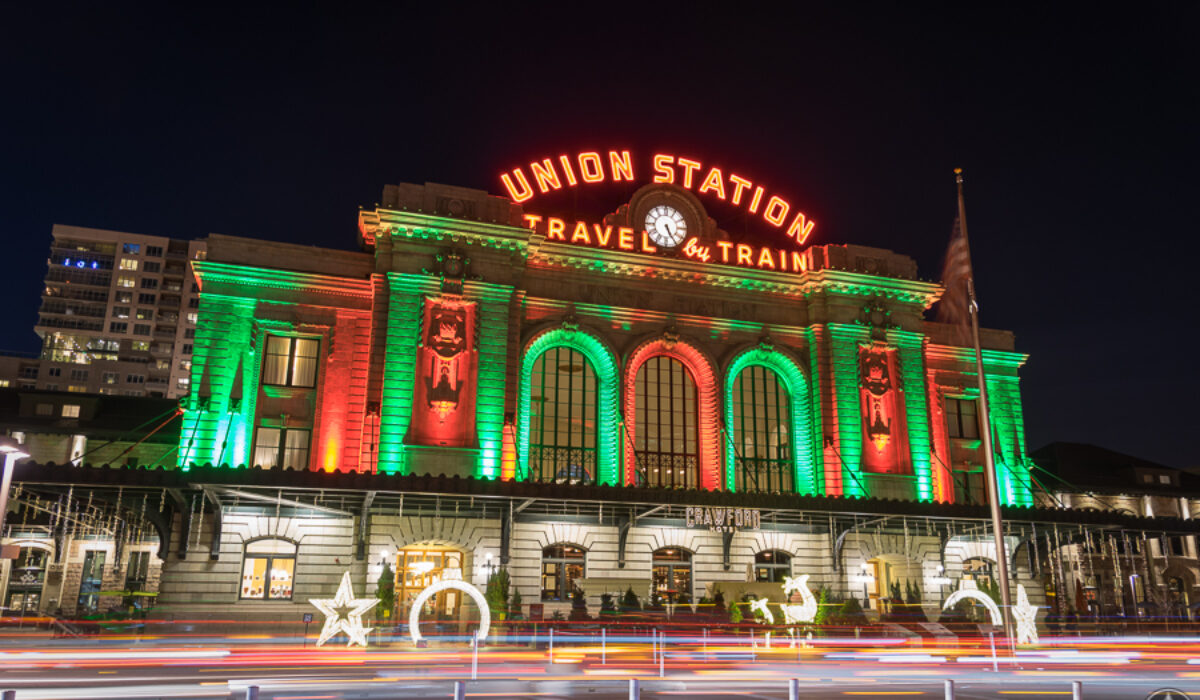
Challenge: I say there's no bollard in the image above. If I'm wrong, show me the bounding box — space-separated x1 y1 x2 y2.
602 627 607 665
1072 680 1082 699
944 679 954 699
246 686 259 700
789 678 800 700
659 631 665 677
988 631 998 673
549 627 554 661
453 680 466 700
471 637 479 680
628 678 640 699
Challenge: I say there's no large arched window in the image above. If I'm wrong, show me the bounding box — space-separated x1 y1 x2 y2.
634 357 699 489
541 544 586 601
731 365 792 493
240 538 296 600
754 550 793 582
528 347 597 484
653 547 693 604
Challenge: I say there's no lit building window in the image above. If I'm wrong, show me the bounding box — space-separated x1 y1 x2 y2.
262 335 319 388
541 544 586 601
946 398 979 439
77 550 107 612
527 346 596 484
652 548 693 604
754 550 792 582
117 276 136 288
113 306 130 319
119 259 138 271
240 539 296 600
122 243 141 255
634 357 698 489
253 427 310 469
62 404 80 418
131 341 150 351
731 365 792 493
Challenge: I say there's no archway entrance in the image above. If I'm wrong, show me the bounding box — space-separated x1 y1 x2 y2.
396 546 465 622
4 546 49 615
865 554 922 613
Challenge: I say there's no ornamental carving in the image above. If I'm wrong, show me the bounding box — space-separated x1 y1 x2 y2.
422 248 479 294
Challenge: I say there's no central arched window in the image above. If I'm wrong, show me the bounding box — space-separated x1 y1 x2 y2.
240 538 296 600
653 547 693 604
731 365 792 493
634 357 699 489
541 544 586 601
528 347 597 484
754 550 793 582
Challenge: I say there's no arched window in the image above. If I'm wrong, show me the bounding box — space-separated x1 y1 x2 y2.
754 550 792 583
4 546 48 615
240 539 296 600
541 544 586 601
528 347 597 484
731 365 792 493
635 357 699 489
652 547 693 604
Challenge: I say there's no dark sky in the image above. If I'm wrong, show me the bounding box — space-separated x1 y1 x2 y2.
2 4 1196 468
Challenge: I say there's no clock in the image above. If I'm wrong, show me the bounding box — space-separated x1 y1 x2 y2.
645 205 687 248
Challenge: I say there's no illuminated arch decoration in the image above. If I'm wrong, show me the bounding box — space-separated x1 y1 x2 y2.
942 581 1002 627
408 579 491 645
518 326 621 486
723 344 816 494
623 334 722 490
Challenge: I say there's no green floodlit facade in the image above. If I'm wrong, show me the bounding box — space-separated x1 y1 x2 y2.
177 181 1035 508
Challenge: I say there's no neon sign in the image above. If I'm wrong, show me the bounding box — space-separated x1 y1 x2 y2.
523 215 811 276
500 150 816 245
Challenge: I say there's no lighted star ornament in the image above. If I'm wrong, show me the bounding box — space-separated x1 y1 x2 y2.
1013 584 1039 645
310 571 379 647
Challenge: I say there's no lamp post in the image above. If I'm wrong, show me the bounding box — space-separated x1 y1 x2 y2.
0 437 31 556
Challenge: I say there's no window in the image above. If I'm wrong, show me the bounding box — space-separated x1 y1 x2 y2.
62 404 80 418
652 548 693 604
732 366 793 493
155 359 170 370
634 356 699 489
946 398 979 439
133 324 151 336
0 380 8 388
146 245 163 257
143 261 161 273
109 322 128 333
47 367 61 377
140 278 158 290
113 306 130 319
35 403 53 416
20 367 38 378
116 291 133 303
119 259 138 271
184 328 195 339
239 539 296 600
122 243 141 255
1160 474 1172 485
138 293 156 304
6 547 48 615
397 549 463 617
186 312 198 324
188 297 200 308
754 550 792 582
117 276 136 288
126 374 145 384
1166 536 1189 557
131 340 150 351
182 344 193 355
262 335 319 388
541 545 586 601
136 309 153 320
68 385 86 393
253 427 310 469
45 384 59 391
527 347 597 484
125 551 151 591
77 550 107 612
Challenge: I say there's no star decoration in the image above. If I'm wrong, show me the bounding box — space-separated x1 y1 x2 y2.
310 571 379 647
1013 584 1039 645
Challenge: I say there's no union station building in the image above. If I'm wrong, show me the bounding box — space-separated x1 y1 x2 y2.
4 163 1199 630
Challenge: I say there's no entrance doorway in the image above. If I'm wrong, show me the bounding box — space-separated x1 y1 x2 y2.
4 547 48 615
396 546 465 621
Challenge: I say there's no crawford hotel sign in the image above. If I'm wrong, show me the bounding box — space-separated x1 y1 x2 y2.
499 149 817 274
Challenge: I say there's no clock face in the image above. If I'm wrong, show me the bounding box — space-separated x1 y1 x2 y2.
645 205 687 248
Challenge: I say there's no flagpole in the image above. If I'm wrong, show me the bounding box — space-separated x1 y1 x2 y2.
955 168 1014 640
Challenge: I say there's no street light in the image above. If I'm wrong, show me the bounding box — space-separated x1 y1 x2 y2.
0 436 31 554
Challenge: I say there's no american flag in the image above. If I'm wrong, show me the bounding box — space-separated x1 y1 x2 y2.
935 216 973 346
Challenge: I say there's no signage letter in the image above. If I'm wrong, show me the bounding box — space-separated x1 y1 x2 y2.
677 157 701 189
652 154 675 184
729 174 752 205
764 196 789 226
523 214 543 230
757 247 776 269
501 170 534 203
530 159 562 193
640 231 657 254
558 154 579 186
717 240 733 263
593 224 614 247
578 152 605 183
617 227 635 250
609 150 635 181
699 167 727 200
571 221 592 244
547 218 566 241
786 213 816 245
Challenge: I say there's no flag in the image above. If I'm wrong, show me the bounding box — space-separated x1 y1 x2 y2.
936 216 973 346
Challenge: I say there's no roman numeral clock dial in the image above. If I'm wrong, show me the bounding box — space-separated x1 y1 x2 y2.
645 205 687 248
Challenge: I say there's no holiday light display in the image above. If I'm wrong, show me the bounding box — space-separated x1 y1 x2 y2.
942 580 1002 627
407 575 490 645
310 571 379 648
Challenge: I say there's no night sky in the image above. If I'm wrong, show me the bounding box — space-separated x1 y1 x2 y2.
2 5 1196 468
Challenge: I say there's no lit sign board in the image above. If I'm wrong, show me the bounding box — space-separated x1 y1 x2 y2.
500 150 815 246
685 506 761 532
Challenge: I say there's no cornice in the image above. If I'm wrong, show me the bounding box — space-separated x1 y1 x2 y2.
193 261 374 300
360 209 531 255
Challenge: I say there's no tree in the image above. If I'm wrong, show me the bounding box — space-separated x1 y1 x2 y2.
510 587 523 620
485 569 511 622
376 561 397 621
570 586 591 621
600 592 616 616
621 587 641 613
812 587 831 626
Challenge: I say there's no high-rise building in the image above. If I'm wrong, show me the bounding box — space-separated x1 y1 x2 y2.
30 224 205 399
